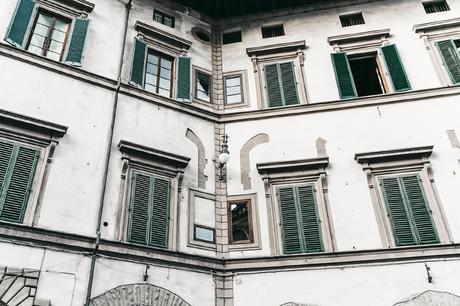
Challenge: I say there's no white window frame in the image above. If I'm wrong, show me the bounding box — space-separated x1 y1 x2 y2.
223 70 249 109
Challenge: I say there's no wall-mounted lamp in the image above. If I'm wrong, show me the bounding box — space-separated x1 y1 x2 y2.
218 135 230 181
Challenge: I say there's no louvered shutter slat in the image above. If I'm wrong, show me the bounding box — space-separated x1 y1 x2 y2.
149 177 170 248
130 38 147 87
0 142 15 194
128 173 150 244
381 44 411 92
436 40 460 84
176 56 192 102
264 64 283 107
381 177 416 246
278 187 302 254
331 52 357 99
65 18 90 66
401 176 439 244
297 185 323 252
279 62 299 106
5 0 35 48
0 146 39 223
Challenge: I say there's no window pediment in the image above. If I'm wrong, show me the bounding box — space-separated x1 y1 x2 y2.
257 157 329 180
327 28 390 46
414 17 460 34
354 146 433 165
135 21 192 55
37 0 95 15
246 40 306 57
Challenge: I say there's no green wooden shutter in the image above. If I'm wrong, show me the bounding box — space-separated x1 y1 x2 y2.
381 44 411 92
297 185 323 252
436 40 460 84
176 56 192 102
401 175 439 244
331 52 357 99
65 18 90 66
278 187 302 254
279 62 299 106
128 172 150 244
264 63 283 107
5 0 35 48
149 177 170 248
129 38 147 87
0 143 39 223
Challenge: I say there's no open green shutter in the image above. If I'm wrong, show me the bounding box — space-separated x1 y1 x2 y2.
279 62 299 106
65 18 90 66
380 177 417 246
401 175 439 245
129 38 147 87
149 177 170 248
278 187 302 254
176 56 192 102
0 144 39 223
381 44 411 92
436 40 460 84
264 64 283 107
128 172 150 245
331 52 357 99
297 185 323 252
5 0 35 48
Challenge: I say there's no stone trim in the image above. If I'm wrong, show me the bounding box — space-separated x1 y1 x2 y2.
246 40 306 57
185 129 208 189
240 133 269 190
327 28 390 45
413 17 460 33
188 188 216 250
214 272 233 306
135 21 192 54
354 146 433 164
257 157 329 176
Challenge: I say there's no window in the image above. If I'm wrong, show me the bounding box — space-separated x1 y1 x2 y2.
224 75 243 105
423 1 450 14
355 146 451 248
257 157 335 255
222 31 242 44
194 70 212 103
348 53 388 97
145 50 174 98
262 25 285 39
228 200 252 244
340 13 365 27
188 189 216 249
153 9 175 28
264 62 299 107
436 39 460 84
5 0 92 66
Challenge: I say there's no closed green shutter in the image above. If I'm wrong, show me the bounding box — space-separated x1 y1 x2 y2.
128 172 171 249
264 63 283 107
331 52 357 99
129 38 147 87
264 62 299 108
436 40 460 84
65 18 90 66
279 62 299 106
380 175 439 246
5 0 35 48
0 142 39 223
381 44 411 92
176 56 192 102
278 185 323 254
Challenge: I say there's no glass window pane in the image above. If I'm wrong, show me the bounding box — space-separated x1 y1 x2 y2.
159 78 171 90
225 76 240 87
33 23 50 36
37 13 53 26
195 226 214 242
230 202 250 242
51 29 66 42
226 94 242 104
154 12 163 23
29 34 46 48
53 19 69 33
46 51 61 61
160 58 172 69
163 16 173 27
146 63 158 75
145 84 157 93
147 53 159 65
197 91 210 102
48 40 64 54
145 74 157 85
28 45 43 56
226 85 241 96
160 67 171 80
158 88 170 97
196 72 210 101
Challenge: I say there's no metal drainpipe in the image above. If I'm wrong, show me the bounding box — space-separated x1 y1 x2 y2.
84 0 132 304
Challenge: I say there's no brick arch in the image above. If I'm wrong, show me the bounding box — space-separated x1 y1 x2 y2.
394 290 460 306
89 283 191 306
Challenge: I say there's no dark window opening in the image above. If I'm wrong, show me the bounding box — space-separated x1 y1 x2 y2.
229 201 253 243
262 25 285 39
144 50 174 98
222 31 242 44
423 1 450 14
195 71 211 102
348 54 386 97
340 13 365 27
454 39 460 49
153 10 175 28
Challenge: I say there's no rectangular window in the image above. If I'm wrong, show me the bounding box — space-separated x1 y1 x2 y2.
222 31 242 44
348 53 387 97
436 39 460 84
127 172 171 249
0 140 40 224
27 10 71 61
195 70 211 102
379 175 439 246
264 61 299 107
228 201 253 244
262 25 285 39
277 185 323 254
194 225 215 243
339 13 365 27
224 75 243 105
145 50 174 98
153 9 175 28
423 1 450 14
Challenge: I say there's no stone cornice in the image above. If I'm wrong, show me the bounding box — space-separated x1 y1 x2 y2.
257 157 329 176
355 146 434 164
246 40 306 57
135 21 192 52
413 17 460 33
327 28 390 45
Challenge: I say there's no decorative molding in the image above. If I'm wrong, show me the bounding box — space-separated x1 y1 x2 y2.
240 133 269 190
257 157 329 177
447 130 460 149
89 283 191 306
39 0 95 13
394 290 460 306
135 21 192 54
327 28 390 45
354 146 433 164
246 40 306 57
185 129 208 189
413 17 460 33
316 137 327 157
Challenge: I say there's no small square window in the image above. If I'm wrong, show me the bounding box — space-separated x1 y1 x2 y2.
423 1 450 14
229 201 253 244
222 31 242 44
224 75 243 105
262 25 285 39
194 225 215 243
195 70 212 103
339 13 365 27
153 9 175 28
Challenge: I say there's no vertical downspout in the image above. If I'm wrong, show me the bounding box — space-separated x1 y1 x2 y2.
84 0 132 304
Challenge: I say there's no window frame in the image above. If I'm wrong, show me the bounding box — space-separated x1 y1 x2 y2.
355 146 452 248
222 30 242 45
223 71 249 109
339 12 365 28
187 188 216 251
261 24 285 39
153 9 175 28
192 66 212 105
144 49 175 98
423 0 450 14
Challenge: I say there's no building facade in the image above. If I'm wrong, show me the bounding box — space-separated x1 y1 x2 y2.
0 0 460 305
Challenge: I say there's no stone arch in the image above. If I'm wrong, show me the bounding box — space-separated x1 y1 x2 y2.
89 283 191 306
186 128 208 189
394 290 460 306
240 133 269 190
